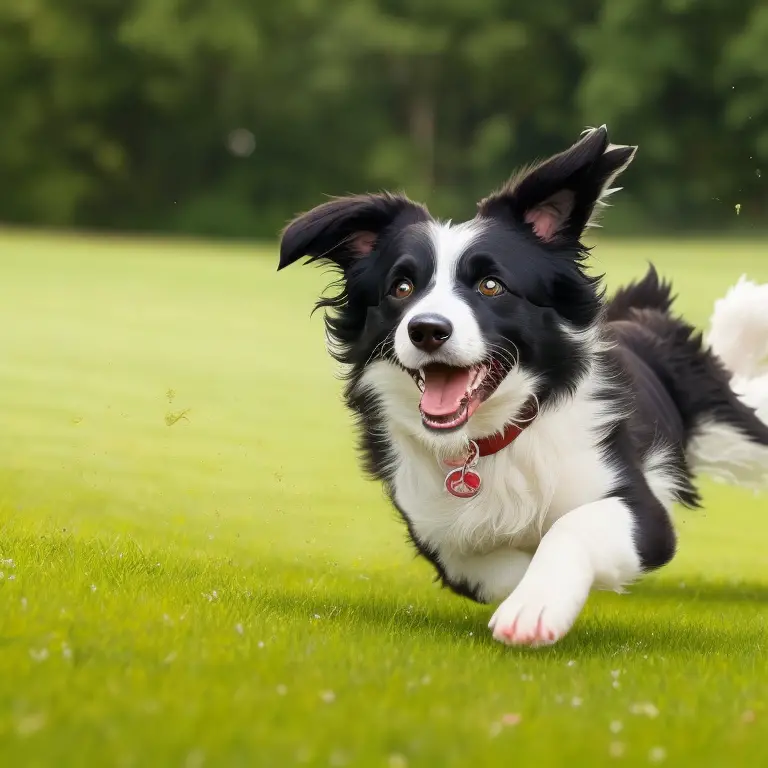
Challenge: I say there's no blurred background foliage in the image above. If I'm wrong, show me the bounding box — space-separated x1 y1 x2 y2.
0 0 766 239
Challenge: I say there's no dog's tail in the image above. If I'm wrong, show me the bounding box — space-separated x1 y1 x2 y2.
688 276 768 489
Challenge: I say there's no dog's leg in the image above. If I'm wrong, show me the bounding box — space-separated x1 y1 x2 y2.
489 496 670 646
438 548 533 604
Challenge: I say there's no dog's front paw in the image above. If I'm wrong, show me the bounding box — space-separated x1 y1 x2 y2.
488 584 587 647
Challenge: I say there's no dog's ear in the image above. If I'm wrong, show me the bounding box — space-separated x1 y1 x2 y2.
478 126 637 243
278 193 427 271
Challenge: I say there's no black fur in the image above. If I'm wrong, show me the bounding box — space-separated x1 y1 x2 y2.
601 266 768 569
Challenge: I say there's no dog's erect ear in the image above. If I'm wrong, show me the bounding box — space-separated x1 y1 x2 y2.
278 193 428 271
478 126 637 243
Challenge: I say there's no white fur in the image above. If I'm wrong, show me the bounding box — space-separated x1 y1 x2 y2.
439 548 533 604
732 373 768 425
488 497 642 646
687 420 768 490
394 220 486 371
690 276 768 488
706 275 768 379
643 444 688 511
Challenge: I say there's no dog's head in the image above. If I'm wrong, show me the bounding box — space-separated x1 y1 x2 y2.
278 126 635 451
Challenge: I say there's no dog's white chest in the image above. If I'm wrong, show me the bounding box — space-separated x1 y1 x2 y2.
393 444 551 554
391 411 621 558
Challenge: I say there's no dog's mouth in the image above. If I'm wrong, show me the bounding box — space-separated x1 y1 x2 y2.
411 359 506 431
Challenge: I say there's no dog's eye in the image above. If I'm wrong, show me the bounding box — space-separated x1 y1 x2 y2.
391 279 414 300
478 277 505 297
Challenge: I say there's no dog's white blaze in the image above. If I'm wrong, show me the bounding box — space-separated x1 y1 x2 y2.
394 220 486 371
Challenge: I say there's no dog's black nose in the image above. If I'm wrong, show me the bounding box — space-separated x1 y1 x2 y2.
408 314 453 353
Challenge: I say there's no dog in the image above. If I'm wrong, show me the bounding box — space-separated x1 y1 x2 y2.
277 126 768 646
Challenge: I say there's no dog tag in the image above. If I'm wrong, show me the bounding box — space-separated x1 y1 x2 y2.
445 468 482 498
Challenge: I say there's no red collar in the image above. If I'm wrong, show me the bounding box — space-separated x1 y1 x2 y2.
474 399 539 457
442 399 539 498
443 399 539 468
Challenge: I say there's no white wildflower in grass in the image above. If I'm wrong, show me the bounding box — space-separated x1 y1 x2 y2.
610 720 623 734
609 742 626 758
15 712 46 737
234 623 244 635
571 697 583 708
184 749 205 768
388 754 408 768
29 648 49 662
649 747 667 763
320 690 336 704
630 702 659 718
276 685 288 696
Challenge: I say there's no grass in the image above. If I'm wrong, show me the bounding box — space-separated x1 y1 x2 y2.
1 229 768 767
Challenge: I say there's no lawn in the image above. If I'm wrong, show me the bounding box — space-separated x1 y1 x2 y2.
1 229 767 767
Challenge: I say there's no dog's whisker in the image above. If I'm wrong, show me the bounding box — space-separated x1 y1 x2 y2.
363 334 395 367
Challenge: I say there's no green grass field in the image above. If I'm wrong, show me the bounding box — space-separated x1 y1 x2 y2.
1 230 768 767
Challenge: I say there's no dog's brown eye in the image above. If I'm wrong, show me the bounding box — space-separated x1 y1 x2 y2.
478 277 505 297
392 279 414 299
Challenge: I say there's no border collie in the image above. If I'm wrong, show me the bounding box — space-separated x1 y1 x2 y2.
277 126 768 646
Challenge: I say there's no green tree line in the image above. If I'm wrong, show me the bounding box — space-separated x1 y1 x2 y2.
0 0 766 238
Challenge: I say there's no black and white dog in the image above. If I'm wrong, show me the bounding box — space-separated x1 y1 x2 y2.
277 126 768 646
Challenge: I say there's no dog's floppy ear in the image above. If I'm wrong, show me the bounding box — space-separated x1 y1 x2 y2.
278 192 427 271
478 126 637 243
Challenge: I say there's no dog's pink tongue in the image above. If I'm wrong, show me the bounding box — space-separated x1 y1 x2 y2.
420 366 472 416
